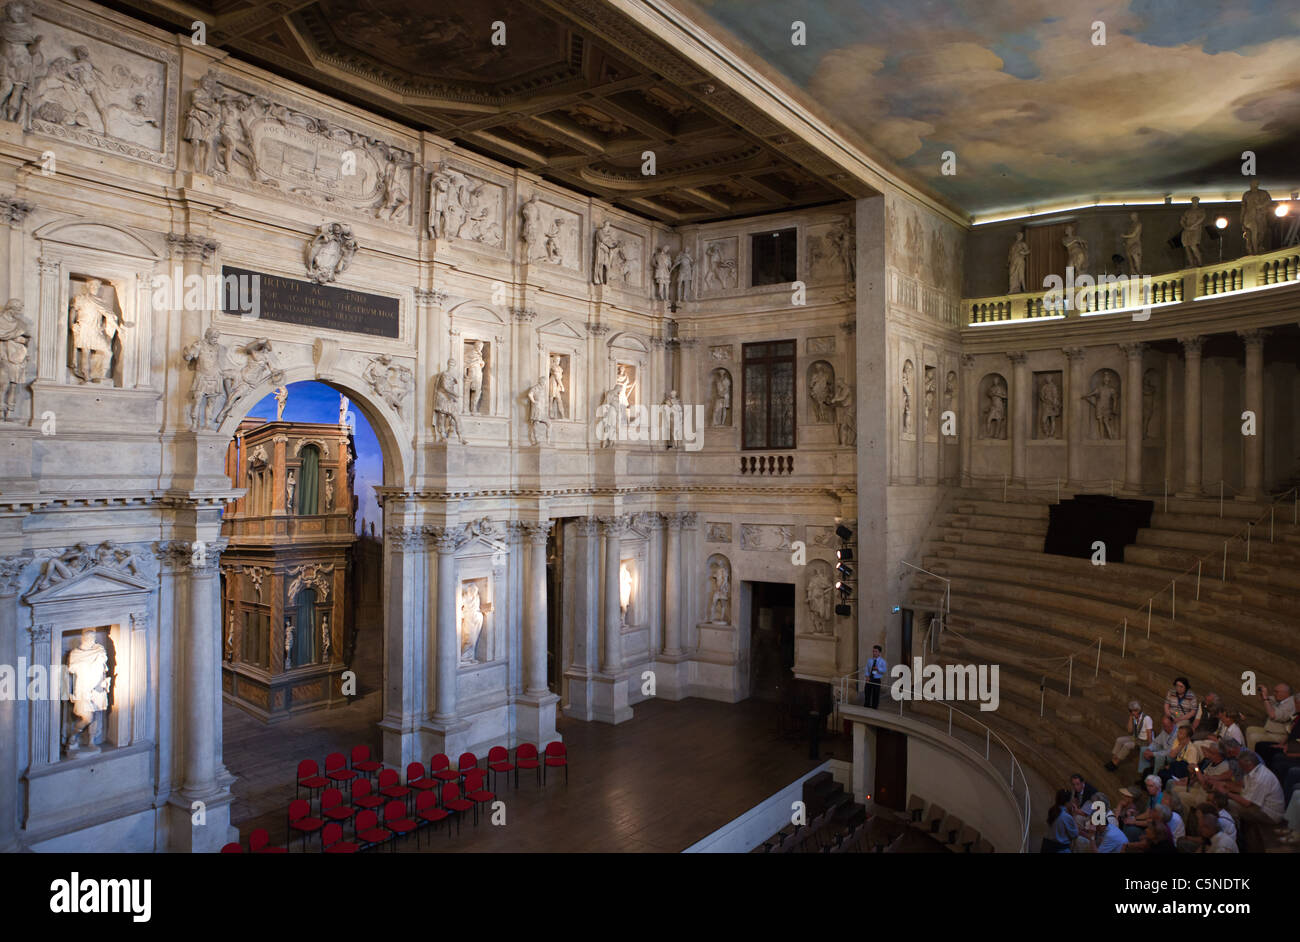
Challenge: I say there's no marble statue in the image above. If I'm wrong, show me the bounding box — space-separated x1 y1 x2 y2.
652 245 672 301
0 298 30 421
944 371 956 412
1038 374 1061 439
827 216 856 289
64 628 109 755
459 582 485 663
711 370 731 427
182 328 233 430
614 364 636 422
183 73 220 173
324 469 335 512
1082 372 1120 439
597 385 622 447
321 614 331 662
548 355 566 419
215 95 258 178
831 380 855 446
306 222 357 285
375 152 409 221
900 361 914 435
464 340 486 414
1142 369 1159 438
432 358 466 444
429 161 461 239
1062 224 1088 273
1241 180 1274 255
1122 212 1143 275
984 377 1007 440
662 390 683 448
526 376 549 445
284 621 294 671
274 385 287 420
671 250 694 303
70 279 126 384
703 243 737 291
0 1 41 125
225 610 235 662
363 354 413 413
593 220 619 285
619 564 633 626
544 217 565 264
1008 232 1029 293
339 394 350 426
924 368 936 430
809 361 835 424
520 194 543 261
806 567 834 635
708 558 730 624
286 468 296 512
1180 197 1206 267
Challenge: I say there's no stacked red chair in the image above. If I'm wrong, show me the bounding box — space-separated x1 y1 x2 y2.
543 742 568 785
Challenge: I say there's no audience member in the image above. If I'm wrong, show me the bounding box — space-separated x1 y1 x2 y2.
1260 710 1300 772
1163 677 1198 728
1094 797 1129 854
1160 724 1202 787
1197 807 1238 853
1067 773 1095 809
1106 700 1153 771
1213 749 1285 852
1190 692 1221 742
1246 682 1295 751
1139 715 1177 777
1042 789 1078 853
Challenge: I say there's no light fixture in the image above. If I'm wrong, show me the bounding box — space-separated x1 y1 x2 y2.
835 524 853 541
837 548 853 561
835 603 852 617
1276 204 1290 217
1215 217 1228 229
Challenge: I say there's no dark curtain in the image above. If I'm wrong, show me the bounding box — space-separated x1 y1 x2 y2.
297 446 320 515
293 587 317 666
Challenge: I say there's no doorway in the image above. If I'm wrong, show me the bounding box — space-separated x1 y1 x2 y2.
747 581 795 703
874 728 908 811
546 520 566 693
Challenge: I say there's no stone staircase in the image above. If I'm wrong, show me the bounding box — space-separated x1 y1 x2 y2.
905 486 1300 808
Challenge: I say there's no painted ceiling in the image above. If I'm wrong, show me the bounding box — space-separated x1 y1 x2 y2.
688 0 1300 217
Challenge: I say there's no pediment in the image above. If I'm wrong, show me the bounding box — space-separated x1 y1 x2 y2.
608 332 649 353
24 565 153 604
448 300 506 325
537 318 585 341
34 220 162 260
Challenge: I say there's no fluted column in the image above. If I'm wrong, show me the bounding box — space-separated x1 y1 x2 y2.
1121 342 1145 493
1009 352 1029 484
522 521 553 696
431 528 459 721
0 558 27 852
1178 336 1205 496
1239 329 1266 500
959 354 975 482
1063 347 1087 486
662 513 682 656
600 516 627 674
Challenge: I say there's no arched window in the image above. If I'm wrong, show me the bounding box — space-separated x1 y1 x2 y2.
297 445 320 515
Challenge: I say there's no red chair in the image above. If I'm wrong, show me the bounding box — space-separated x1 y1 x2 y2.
324 751 358 785
440 782 474 835
249 827 287 854
406 762 437 796
288 798 323 852
515 744 541 787
377 768 410 807
354 809 392 851
220 842 243 853
414 791 450 847
464 768 495 825
351 777 384 814
383 799 418 847
321 787 355 825
487 746 515 792
456 752 479 781
321 821 359 854
543 742 568 785
296 759 328 801
430 753 459 783
350 744 383 779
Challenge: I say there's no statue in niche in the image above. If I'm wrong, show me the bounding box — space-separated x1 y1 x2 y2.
1122 212 1143 275
321 614 331 662
459 582 485 663
0 1 41 124
831 380 856 446
711 369 731 427
620 564 633 626
671 250 694 303
464 340 486 414
662 390 683 448
1037 374 1061 439
520 194 543 261
224 610 235 662
827 216 856 290
1082 371 1120 440
0 298 31 421
614 364 636 422
286 469 296 513
548 355 566 419
900 361 914 435
984 376 1007 440
183 73 220 173
69 278 126 384
64 629 109 756
806 565 834 636
284 621 293 671
924 368 937 430
808 361 835 424
543 217 565 264
1007 232 1030 293
1241 180 1274 255
1142 369 1159 439
597 385 621 447
593 221 620 285
708 557 730 624
652 245 672 301
1062 224 1088 274
375 152 409 221
274 385 288 420
1180 197 1206 267
324 469 335 512
432 358 466 444
944 371 956 411
526 376 550 445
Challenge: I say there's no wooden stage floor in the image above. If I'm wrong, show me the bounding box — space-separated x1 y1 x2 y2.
224 693 844 853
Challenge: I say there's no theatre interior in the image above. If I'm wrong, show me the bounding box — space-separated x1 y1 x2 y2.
0 0 1297 855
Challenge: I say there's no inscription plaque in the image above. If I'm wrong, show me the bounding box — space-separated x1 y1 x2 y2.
222 266 399 338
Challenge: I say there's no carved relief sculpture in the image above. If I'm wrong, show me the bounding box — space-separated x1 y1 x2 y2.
703 242 737 291
64 628 109 756
1062 224 1089 274
808 360 835 424
1180 197 1206 267
459 581 485 663
708 556 730 624
215 94 257 178
671 249 694 303
321 614 331 662
548 354 566 419
831 380 856 446
0 298 30 420
375 150 409 221
544 217 565 264
306 223 357 285
806 563 835 635
592 220 619 285
0 1 41 124
69 278 126 384
363 354 413 414
1082 370 1120 440
520 194 543 261
900 360 914 435
1122 212 1143 275
526 376 549 445
1008 231 1029 293
1241 180 1274 255
431 358 466 444
225 610 235 662
652 245 672 301
183 72 219 173
943 371 956 429
284 621 293 671
711 368 732 427
463 340 486 414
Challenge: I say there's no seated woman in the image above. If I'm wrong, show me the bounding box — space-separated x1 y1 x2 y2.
1041 789 1078 853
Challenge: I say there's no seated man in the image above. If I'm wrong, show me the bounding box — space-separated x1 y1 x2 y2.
1197 807 1238 853
1160 724 1202 787
1066 773 1095 810
1163 676 1198 729
1216 710 1246 748
1261 711 1300 772
1124 818 1176 854
1139 715 1177 777
1213 749 1285 852
1106 700 1153 771
1094 798 1129 854
1179 739 1230 808
1157 803 1187 846
1190 691 1222 744
1124 775 1168 841
1246 682 1295 751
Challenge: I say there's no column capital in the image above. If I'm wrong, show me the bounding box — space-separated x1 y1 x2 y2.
28 623 51 643
511 307 537 323
1006 351 1028 365
575 516 599 537
154 539 227 574
661 511 687 530
1119 341 1145 358
1178 335 1205 355
0 196 35 226
959 353 975 370
598 514 630 537
414 288 449 308
1237 327 1268 347
0 555 31 597
166 232 220 261
37 256 60 275
514 520 554 544
384 525 426 550
1062 346 1087 361
426 526 461 554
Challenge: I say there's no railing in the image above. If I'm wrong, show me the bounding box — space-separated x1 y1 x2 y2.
739 454 794 476
965 244 1300 325
834 671 1032 853
900 559 950 648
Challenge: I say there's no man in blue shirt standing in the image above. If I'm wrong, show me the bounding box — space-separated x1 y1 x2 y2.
864 645 887 709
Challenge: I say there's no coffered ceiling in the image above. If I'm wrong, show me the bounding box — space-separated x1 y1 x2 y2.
102 0 876 223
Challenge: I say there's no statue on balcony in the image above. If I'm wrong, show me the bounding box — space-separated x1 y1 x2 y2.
1082 371 1120 440
1241 180 1274 255
1062 224 1089 274
1122 212 1143 275
1180 197 1206 267
1007 231 1029 294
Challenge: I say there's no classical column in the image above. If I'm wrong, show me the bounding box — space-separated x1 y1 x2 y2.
1239 329 1267 500
1063 347 1087 486
1121 342 1145 493
1177 336 1205 496
28 623 53 766
959 354 975 483
431 528 459 721
179 538 227 803
522 521 553 696
1008 352 1029 485
0 557 27 852
600 515 627 674
662 513 682 656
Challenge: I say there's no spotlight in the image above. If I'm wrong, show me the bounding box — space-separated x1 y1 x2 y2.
838 583 851 599
1215 217 1228 229
835 524 852 541
835 603 852 616
1276 204 1290 218
837 562 853 580
837 547 853 561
